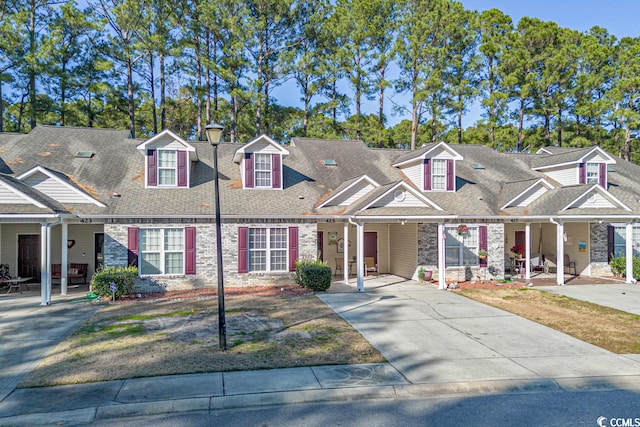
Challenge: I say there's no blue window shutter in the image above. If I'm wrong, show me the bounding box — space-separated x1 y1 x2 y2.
288 227 298 272
147 149 157 187
423 159 431 191
272 154 281 189
185 227 196 274
238 227 248 273
177 151 188 187
245 153 254 188
479 226 488 267
446 159 454 191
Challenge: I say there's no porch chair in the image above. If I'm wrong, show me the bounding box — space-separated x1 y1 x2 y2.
365 257 378 276
334 258 343 277
564 254 577 276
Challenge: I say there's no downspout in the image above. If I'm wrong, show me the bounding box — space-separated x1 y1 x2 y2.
41 217 62 306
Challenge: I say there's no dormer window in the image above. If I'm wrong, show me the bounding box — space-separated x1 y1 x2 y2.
586 162 599 185
158 150 177 186
432 159 447 190
255 153 272 187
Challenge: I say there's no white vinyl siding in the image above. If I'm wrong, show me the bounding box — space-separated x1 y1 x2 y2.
334 184 375 206
0 184 35 204
542 166 579 186
401 162 423 190
566 191 616 209
21 173 89 203
372 189 429 208
515 186 548 207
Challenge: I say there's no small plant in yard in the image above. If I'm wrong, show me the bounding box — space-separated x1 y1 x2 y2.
609 255 640 280
91 266 138 298
418 267 426 281
293 259 332 292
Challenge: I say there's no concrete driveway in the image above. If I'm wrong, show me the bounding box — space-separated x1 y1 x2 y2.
538 283 640 315
319 276 640 387
0 293 101 401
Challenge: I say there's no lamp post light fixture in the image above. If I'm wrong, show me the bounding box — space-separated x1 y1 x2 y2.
205 123 226 351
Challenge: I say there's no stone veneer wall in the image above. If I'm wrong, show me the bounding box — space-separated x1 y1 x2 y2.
590 222 612 277
104 220 317 292
417 222 505 281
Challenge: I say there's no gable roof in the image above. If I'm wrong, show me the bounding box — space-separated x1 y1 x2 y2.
316 175 380 208
500 178 555 209
0 173 69 214
392 141 464 167
17 165 106 207
232 134 289 163
531 146 616 170
135 129 199 161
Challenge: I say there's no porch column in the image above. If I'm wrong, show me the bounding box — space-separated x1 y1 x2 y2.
40 223 50 305
626 223 634 283
356 222 364 292
437 223 446 290
525 223 531 280
343 222 349 284
556 221 565 286
61 222 68 295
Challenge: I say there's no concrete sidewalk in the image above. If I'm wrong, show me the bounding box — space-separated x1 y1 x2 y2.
3 277 640 425
538 283 640 315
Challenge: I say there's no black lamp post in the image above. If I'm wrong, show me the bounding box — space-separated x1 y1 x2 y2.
205 123 226 350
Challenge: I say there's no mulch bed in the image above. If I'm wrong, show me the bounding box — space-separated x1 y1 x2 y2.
115 285 313 303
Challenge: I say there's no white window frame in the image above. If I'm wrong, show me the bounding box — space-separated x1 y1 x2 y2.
612 226 640 259
431 158 447 191
254 153 272 188
444 226 479 267
586 162 599 185
139 228 185 275
158 149 178 187
248 227 288 272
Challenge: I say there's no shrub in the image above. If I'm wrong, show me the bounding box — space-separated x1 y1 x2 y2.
91 266 138 298
609 255 640 280
294 259 331 292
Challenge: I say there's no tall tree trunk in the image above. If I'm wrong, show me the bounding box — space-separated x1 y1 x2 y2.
410 72 418 150
230 95 237 144
18 92 27 132
149 53 157 134
457 93 463 144
0 79 4 132
127 59 136 138
205 30 211 124
625 123 632 161
29 3 37 130
488 61 495 146
86 93 93 128
194 36 203 140
213 39 218 117
355 52 361 141
517 97 525 151
160 53 166 130
255 33 264 136
378 65 385 127
331 77 338 132
557 107 562 146
302 76 309 136
60 62 67 126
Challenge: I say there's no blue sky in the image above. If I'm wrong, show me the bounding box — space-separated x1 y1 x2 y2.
274 0 640 129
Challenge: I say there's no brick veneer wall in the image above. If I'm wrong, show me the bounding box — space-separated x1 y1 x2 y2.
417 222 505 281
104 220 317 292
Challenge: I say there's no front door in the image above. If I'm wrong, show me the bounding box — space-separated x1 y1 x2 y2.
18 235 40 279
364 232 378 264
95 233 105 271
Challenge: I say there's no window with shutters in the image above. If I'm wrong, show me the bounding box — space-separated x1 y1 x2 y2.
431 159 447 190
249 227 288 271
444 226 479 267
158 150 177 186
586 162 599 185
254 153 272 187
140 228 184 275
